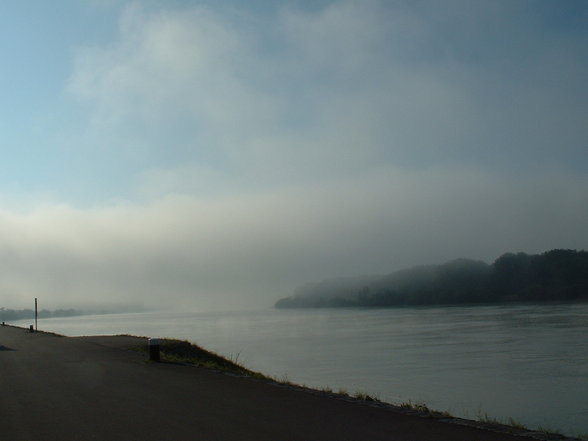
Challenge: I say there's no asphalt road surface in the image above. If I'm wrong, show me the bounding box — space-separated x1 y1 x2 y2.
0 325 548 441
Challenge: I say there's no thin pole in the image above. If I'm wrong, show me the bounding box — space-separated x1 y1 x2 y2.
35 298 38 331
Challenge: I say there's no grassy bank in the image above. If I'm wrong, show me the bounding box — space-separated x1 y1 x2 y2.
137 337 267 378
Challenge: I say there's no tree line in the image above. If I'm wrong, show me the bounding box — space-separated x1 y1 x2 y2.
275 249 588 308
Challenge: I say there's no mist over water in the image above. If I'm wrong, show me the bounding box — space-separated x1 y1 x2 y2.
17 303 588 437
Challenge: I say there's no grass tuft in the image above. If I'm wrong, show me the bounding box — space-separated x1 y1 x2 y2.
476 410 530 432
506 417 528 430
353 391 382 402
399 400 452 417
337 388 349 396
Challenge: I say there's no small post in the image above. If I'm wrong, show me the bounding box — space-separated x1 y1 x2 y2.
35 298 38 331
29 325 34 333
148 338 160 362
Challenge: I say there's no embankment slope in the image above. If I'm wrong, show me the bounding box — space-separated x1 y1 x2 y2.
0 325 566 441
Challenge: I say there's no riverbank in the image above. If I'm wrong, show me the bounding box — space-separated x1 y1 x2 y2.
0 324 579 441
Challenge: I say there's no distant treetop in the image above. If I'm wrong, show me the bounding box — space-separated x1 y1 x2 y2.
275 249 588 309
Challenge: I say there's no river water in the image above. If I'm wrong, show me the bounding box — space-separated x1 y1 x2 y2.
14 303 588 436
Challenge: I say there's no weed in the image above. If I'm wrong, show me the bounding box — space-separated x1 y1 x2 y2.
476 410 529 431
400 400 431 413
277 374 295 386
506 417 528 430
353 391 381 402
536 425 561 435
476 410 499 424
399 400 451 417
229 351 241 365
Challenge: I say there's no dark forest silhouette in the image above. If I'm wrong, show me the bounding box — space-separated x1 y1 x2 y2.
275 249 588 308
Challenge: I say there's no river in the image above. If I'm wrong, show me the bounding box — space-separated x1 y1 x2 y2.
13 303 588 437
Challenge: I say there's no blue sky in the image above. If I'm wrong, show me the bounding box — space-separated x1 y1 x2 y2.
0 0 586 310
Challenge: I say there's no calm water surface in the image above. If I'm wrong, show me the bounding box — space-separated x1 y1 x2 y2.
15 304 588 436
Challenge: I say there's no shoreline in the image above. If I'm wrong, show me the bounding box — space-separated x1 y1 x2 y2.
3 323 581 441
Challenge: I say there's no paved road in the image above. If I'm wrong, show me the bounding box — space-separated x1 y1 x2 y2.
0 325 544 441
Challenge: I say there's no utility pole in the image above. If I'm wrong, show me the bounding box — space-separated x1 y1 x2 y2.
35 298 38 331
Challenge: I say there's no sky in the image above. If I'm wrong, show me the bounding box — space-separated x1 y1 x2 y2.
0 0 587 311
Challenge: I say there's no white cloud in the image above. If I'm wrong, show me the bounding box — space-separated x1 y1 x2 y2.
67 1 455 180
68 3 278 156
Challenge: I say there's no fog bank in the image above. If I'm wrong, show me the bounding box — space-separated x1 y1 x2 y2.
1 166 586 311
